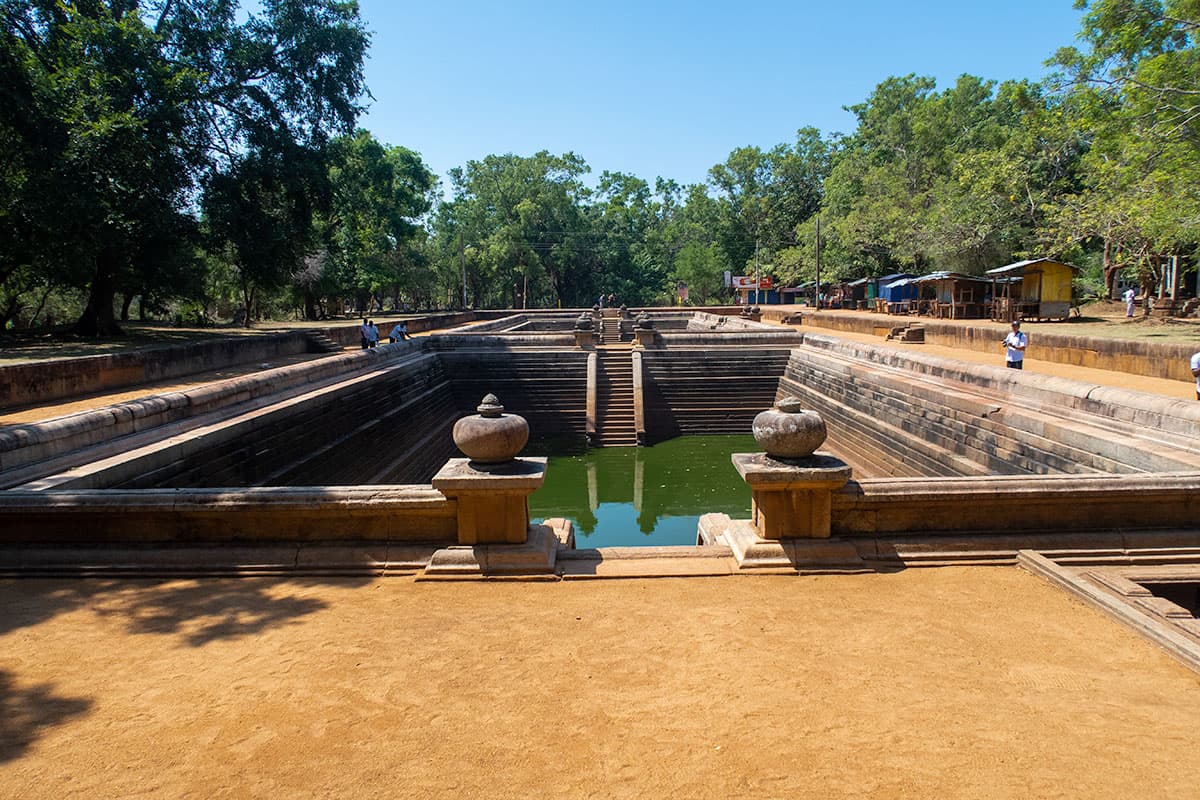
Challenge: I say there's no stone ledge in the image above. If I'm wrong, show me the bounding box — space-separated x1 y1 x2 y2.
419 523 560 579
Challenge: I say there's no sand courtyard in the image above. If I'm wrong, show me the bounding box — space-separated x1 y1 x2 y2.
2 568 1198 799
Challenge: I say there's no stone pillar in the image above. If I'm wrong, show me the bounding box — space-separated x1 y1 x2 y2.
633 313 656 348
731 453 851 538
731 400 851 539
431 394 546 545
431 458 547 544
574 313 595 348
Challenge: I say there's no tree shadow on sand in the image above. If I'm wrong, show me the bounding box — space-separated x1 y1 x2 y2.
0 670 92 764
91 578 370 647
0 578 371 647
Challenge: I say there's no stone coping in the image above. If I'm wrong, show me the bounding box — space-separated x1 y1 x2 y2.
430 457 547 491
771 307 1200 382
800 332 1200 439
0 340 430 474
731 452 854 486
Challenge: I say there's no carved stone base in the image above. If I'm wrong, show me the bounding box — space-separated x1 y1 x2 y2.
420 522 564 579
699 513 868 573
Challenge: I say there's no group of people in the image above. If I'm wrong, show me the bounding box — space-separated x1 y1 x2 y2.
359 318 410 349
596 293 617 309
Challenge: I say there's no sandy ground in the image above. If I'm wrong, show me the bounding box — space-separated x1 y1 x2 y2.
1 568 1198 799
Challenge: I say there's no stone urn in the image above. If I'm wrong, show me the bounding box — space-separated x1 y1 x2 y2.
752 397 827 460
635 312 653 329
452 394 529 465
574 313 592 330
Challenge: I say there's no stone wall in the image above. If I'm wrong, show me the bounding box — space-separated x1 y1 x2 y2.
764 307 1200 383
0 331 313 411
11 350 458 491
0 486 456 544
780 334 1200 478
831 472 1200 539
0 339 429 482
641 348 791 441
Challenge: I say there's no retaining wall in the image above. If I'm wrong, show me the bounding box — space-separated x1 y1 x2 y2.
765 307 1200 382
0 486 457 544
831 472 1200 539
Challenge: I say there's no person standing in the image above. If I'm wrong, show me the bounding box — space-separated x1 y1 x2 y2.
367 319 379 348
359 318 371 349
1191 349 1200 400
1002 320 1028 369
1123 287 1136 318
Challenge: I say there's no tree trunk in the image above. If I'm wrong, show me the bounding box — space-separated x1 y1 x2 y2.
73 251 124 337
240 277 255 329
120 292 135 322
303 290 317 321
1102 239 1120 300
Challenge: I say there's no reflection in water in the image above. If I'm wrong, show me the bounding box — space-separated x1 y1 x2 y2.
530 435 756 547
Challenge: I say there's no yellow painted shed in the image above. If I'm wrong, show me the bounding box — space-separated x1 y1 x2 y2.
985 258 1080 321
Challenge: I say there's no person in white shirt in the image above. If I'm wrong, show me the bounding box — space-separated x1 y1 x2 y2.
368 320 379 348
358 319 371 349
1002 320 1028 370
1123 287 1136 317
1191 350 1200 400
389 321 409 342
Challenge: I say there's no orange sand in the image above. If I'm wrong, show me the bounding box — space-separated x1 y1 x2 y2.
2 569 1198 798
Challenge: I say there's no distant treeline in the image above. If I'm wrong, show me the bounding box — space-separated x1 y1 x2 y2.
2 1 1197 333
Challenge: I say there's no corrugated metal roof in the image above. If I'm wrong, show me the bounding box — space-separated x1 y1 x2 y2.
985 258 1082 276
912 271 990 283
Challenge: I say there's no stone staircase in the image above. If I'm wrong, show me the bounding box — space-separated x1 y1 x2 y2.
600 310 622 345
439 350 589 444
640 349 791 440
592 350 637 446
302 329 343 354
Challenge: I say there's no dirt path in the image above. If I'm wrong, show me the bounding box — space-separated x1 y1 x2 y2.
2 569 1197 798
781 320 1199 400
0 351 332 427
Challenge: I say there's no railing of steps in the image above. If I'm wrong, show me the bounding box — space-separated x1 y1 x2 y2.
585 351 597 446
632 350 646 446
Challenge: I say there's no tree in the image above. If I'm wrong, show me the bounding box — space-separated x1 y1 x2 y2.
0 0 369 335
312 131 435 315
1047 0 1200 296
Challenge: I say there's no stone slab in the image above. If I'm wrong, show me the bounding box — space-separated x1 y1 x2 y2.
430 457 547 492
722 519 868 572
419 523 559 578
731 451 853 488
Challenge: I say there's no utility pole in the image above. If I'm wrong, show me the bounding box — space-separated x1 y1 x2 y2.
459 230 467 309
754 238 760 306
814 215 822 310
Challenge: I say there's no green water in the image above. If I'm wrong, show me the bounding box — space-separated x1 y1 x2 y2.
530 435 756 548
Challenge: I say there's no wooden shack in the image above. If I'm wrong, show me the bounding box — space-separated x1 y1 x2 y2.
876 273 918 313
985 258 1079 321
911 272 990 319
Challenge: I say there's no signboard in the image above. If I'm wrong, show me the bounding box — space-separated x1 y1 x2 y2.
731 276 774 290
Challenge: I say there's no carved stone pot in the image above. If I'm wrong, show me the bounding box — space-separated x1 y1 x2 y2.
452 394 529 464
752 397 826 460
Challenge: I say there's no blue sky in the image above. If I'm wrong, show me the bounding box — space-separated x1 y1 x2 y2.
356 0 1086 190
